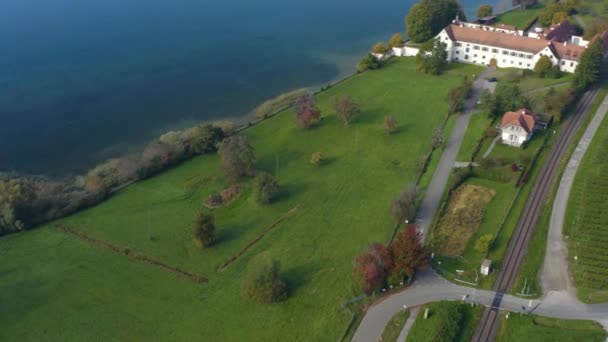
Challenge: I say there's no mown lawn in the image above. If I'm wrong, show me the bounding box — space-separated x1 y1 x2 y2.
0 58 482 341
495 4 545 28
497 315 607 342
566 105 608 303
456 111 491 162
407 301 483 342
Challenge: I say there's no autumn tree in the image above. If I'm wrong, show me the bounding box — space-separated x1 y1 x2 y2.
353 243 393 294
372 42 389 54
383 115 398 134
310 151 324 166
240 252 287 303
388 33 404 48
294 94 321 128
406 4 433 43
389 226 429 280
574 39 604 90
254 172 280 204
331 95 359 126
477 4 493 18
534 55 552 77
192 211 217 248
416 39 448 75
552 11 569 24
218 136 256 183
390 184 418 224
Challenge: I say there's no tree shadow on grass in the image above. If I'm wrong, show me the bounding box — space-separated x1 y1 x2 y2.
0 277 46 326
274 180 307 203
282 261 322 297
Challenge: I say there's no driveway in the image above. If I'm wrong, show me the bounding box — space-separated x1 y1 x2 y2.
416 67 495 240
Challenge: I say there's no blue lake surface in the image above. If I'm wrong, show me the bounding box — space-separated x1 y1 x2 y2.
0 0 482 175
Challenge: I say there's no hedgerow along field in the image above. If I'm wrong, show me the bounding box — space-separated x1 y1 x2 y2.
0 58 482 341
566 113 608 303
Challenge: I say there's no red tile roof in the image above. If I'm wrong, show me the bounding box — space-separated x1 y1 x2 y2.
446 24 551 54
500 109 536 133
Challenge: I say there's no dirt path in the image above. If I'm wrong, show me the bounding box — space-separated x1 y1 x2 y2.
57 225 208 284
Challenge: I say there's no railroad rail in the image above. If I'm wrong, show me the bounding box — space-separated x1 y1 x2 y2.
472 87 600 342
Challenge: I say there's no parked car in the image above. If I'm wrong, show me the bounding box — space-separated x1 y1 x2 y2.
487 77 497 82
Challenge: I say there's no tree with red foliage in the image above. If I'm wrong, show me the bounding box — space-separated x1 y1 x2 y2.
389 225 429 281
295 94 321 128
353 243 392 294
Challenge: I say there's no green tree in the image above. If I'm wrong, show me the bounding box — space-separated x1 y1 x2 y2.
477 4 493 18
534 55 552 77
240 252 287 303
371 42 389 54
356 54 382 72
185 124 225 154
388 33 404 48
218 136 257 183
254 172 280 204
192 211 217 248
406 4 433 43
574 39 604 90
331 95 359 126
421 0 466 34
416 39 448 75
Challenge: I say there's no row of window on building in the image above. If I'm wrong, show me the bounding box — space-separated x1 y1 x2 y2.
454 43 534 59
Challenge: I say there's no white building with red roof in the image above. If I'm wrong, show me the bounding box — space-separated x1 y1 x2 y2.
393 18 608 73
499 108 536 147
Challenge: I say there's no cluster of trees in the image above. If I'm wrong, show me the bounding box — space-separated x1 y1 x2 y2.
357 54 383 73
353 226 429 294
406 0 466 43
416 39 448 75
447 77 474 113
573 39 604 90
536 87 577 123
240 252 287 303
538 0 577 27
426 303 465 342
478 83 529 119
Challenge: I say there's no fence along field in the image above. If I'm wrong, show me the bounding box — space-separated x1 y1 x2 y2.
568 116 608 302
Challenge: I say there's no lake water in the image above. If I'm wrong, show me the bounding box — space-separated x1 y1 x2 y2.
0 0 483 176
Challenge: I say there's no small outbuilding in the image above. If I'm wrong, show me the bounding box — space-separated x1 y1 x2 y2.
481 259 492 276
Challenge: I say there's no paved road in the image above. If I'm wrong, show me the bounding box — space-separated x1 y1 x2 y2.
542 95 608 296
416 67 495 239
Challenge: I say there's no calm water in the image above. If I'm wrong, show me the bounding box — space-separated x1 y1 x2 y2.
0 0 482 176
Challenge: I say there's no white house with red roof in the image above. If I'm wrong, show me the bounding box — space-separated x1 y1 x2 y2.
499 108 536 147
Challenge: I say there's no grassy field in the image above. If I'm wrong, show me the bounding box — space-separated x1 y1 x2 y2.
566 107 608 303
456 111 491 162
497 315 607 342
0 58 483 341
382 310 410 342
495 4 545 28
407 301 483 342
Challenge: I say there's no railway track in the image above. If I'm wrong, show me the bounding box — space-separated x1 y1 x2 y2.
471 87 600 342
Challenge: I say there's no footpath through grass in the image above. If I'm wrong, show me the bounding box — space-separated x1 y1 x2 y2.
497 314 607 342
0 58 482 341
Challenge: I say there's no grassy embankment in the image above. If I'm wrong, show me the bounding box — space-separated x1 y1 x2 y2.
495 4 545 29
407 301 483 342
0 58 482 341
497 315 607 341
382 310 410 342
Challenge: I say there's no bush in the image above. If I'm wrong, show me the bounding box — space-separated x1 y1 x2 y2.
254 89 307 119
427 303 464 342
484 127 498 138
383 115 398 134
534 56 552 77
240 252 287 303
192 211 217 248
254 172 280 204
477 4 493 18
475 234 494 253
357 54 381 73
310 152 324 166
218 136 257 183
